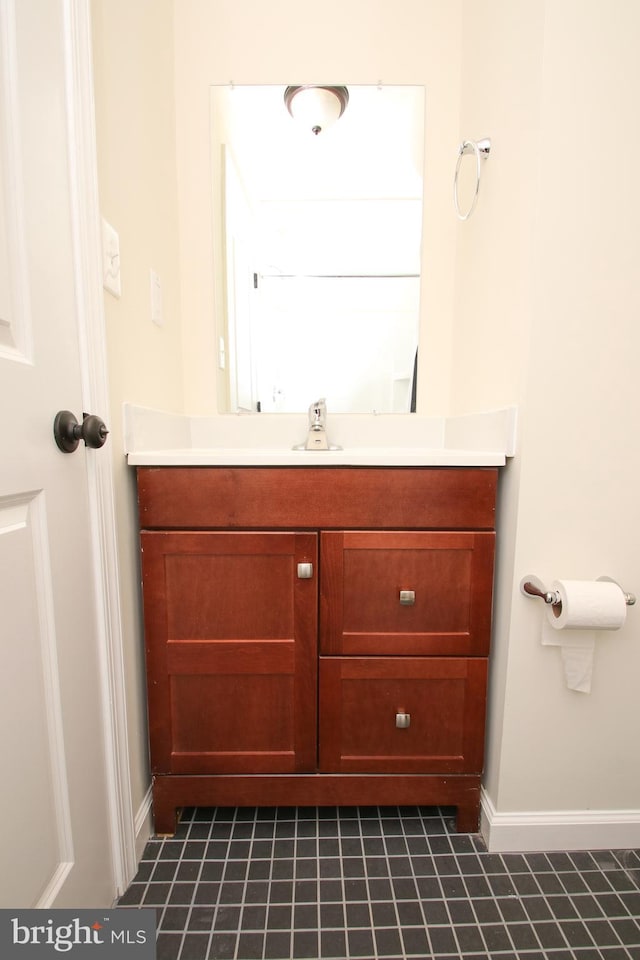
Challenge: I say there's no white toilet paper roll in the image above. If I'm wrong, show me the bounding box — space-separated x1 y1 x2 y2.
546 579 627 631
538 579 627 693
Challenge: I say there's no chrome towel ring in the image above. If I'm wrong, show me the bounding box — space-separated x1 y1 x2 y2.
454 137 491 220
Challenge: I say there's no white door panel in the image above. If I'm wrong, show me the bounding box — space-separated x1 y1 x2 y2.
0 0 115 907
0 493 72 906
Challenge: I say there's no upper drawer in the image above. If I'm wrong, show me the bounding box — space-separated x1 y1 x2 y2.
320 530 495 656
136 466 498 530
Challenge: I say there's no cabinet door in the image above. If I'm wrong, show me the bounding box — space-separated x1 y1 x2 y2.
320 531 495 656
319 656 487 774
141 531 317 774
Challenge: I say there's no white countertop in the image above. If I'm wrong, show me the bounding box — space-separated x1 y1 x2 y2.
126 446 507 467
123 404 517 468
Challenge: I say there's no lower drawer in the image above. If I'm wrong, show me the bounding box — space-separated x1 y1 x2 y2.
318 656 488 774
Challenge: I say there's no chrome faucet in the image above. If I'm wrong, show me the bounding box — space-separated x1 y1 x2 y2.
293 398 341 451
305 398 329 449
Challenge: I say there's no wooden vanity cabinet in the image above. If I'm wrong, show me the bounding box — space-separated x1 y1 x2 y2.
137 466 497 835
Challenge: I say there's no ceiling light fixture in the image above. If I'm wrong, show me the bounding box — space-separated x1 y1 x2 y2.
284 85 349 136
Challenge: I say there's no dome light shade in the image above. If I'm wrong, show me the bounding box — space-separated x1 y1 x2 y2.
284 85 349 136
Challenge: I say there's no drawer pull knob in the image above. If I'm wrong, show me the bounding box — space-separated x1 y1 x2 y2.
399 590 415 605
395 712 411 729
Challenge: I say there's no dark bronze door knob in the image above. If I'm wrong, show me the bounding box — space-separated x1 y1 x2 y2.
53 410 109 453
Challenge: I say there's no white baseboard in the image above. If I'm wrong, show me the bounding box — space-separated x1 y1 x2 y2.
480 788 640 852
134 785 154 862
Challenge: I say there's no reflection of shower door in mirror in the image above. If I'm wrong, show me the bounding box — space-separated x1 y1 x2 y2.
223 147 255 411
227 236 254 411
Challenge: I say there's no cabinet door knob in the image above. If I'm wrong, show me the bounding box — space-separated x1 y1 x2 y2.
395 712 411 729
399 590 415 605
297 562 313 579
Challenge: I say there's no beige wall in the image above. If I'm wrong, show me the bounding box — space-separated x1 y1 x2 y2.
91 0 184 822
455 0 640 816
173 0 463 415
453 0 543 412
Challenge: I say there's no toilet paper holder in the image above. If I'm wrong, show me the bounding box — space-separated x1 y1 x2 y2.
521 576 636 607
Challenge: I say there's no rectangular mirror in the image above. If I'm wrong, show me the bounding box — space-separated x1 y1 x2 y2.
210 84 425 414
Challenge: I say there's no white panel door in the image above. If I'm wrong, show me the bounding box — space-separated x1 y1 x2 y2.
0 0 114 906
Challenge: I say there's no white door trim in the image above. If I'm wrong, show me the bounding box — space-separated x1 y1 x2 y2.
62 0 136 897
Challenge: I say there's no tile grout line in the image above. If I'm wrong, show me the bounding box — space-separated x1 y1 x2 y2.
233 808 255 960
355 806 382 960
185 809 217 960
257 807 272 960
207 808 234 960
185 809 213 959
298 806 318 960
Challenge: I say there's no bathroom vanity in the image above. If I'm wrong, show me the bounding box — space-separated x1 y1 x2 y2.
136 463 498 835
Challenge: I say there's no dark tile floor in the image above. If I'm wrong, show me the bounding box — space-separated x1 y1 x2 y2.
117 805 640 960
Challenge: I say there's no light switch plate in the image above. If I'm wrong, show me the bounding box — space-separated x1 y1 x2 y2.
101 218 121 298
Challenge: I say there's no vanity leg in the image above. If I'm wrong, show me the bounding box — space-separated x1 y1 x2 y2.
152 780 178 837
455 799 481 834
